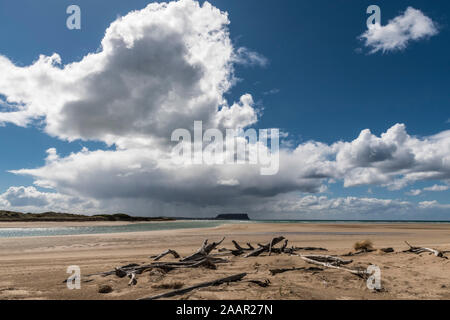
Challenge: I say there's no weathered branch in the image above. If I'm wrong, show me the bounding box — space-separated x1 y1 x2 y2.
150 249 180 261
232 240 245 251
247 279 271 287
244 236 285 257
293 246 328 251
128 272 137 286
301 255 353 266
180 237 225 262
403 241 447 259
269 266 323 275
297 254 368 278
343 249 375 257
138 273 247 300
280 239 288 252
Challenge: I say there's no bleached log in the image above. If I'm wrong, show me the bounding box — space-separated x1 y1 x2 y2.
128 272 137 286
138 273 247 300
403 241 447 259
297 254 368 278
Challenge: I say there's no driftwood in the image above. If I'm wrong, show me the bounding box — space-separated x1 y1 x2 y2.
244 236 285 257
89 257 229 279
301 255 352 266
150 249 180 261
279 239 288 254
280 246 328 255
294 246 328 251
142 257 229 272
238 237 328 257
68 236 382 295
268 237 277 256
297 254 368 278
247 279 271 287
138 273 247 300
380 247 394 253
403 241 447 259
269 266 323 275
229 240 256 256
115 267 127 278
343 249 375 256
180 237 225 262
128 272 137 286
232 240 245 251
73 263 140 279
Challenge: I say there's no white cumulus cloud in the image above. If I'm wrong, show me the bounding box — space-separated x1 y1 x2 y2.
0 186 98 213
0 0 261 148
359 7 438 53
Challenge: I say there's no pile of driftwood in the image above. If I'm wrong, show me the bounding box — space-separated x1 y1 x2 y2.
403 241 449 259
72 236 448 299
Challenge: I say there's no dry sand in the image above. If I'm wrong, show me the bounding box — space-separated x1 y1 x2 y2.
0 222 449 300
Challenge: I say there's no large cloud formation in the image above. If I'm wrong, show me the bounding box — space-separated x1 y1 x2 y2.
360 7 438 54
0 0 448 218
0 0 258 147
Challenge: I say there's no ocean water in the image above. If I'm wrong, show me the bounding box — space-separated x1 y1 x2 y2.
0 219 448 238
0 220 235 238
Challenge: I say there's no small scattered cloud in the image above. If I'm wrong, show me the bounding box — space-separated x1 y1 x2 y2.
217 178 240 186
233 47 268 67
423 184 449 192
406 189 422 196
263 88 280 95
359 7 438 54
405 184 449 196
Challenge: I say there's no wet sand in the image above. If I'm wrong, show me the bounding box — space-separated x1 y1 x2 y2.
0 222 449 300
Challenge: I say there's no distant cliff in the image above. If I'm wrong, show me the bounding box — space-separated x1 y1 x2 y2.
215 213 250 220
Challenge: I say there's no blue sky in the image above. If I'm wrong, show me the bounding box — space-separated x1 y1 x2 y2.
0 0 448 219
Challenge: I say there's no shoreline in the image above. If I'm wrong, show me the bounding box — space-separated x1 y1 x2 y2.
1 220 450 239
0 220 179 229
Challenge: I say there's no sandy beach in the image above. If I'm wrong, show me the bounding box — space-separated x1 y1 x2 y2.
0 222 449 300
